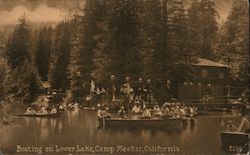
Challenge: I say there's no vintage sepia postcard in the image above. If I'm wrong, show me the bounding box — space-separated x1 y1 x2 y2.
0 0 249 155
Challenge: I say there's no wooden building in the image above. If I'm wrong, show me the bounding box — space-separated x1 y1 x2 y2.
177 58 230 104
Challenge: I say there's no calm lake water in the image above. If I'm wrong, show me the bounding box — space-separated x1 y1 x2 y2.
0 108 242 155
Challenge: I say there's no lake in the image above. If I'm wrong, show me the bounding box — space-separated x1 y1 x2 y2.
0 108 242 155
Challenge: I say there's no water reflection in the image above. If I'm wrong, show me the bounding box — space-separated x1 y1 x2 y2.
0 110 241 155
23 117 64 142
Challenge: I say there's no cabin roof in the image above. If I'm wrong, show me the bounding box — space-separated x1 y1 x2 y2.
192 58 228 68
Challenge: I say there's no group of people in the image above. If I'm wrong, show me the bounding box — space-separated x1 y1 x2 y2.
96 100 198 120
90 75 174 105
25 106 58 115
132 102 198 119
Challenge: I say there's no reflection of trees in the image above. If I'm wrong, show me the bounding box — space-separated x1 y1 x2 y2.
179 119 198 146
40 119 49 141
31 118 63 141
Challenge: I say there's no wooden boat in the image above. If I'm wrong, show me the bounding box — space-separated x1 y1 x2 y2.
207 107 231 112
80 106 96 110
98 117 184 128
181 112 199 117
17 112 62 118
221 131 249 154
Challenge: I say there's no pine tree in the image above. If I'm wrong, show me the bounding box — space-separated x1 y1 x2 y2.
34 26 53 81
217 0 249 83
139 0 164 80
67 17 86 102
107 0 142 79
91 0 111 84
68 0 109 101
0 57 8 99
166 0 193 80
4 16 41 103
6 16 32 69
49 22 71 92
187 0 219 59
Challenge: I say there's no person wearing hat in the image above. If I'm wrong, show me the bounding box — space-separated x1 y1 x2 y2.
121 76 133 96
134 77 144 101
85 95 92 107
144 79 153 103
107 74 118 100
162 80 174 102
25 107 36 115
97 105 111 119
118 106 127 119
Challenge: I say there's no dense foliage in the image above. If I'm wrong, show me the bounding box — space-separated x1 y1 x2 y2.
217 0 249 84
0 0 248 104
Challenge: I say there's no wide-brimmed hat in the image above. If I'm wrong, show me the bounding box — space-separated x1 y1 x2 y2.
105 107 109 110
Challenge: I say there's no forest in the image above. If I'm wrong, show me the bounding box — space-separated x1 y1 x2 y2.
0 0 249 104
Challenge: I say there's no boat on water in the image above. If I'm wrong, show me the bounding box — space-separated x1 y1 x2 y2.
17 112 62 118
98 117 184 128
80 106 96 110
221 131 249 154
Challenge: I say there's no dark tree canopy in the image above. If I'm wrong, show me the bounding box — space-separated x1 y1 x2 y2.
4 16 41 103
49 22 71 92
34 26 53 81
6 16 32 69
1 0 248 104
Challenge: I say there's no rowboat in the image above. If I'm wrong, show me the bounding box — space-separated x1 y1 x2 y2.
17 112 62 118
98 117 184 128
80 106 96 110
207 107 231 112
221 131 249 154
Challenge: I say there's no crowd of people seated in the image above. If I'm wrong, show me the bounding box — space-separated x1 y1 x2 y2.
25 106 59 115
131 102 198 119
96 99 198 120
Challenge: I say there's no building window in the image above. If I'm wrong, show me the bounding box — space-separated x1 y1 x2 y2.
219 72 224 79
202 69 207 78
